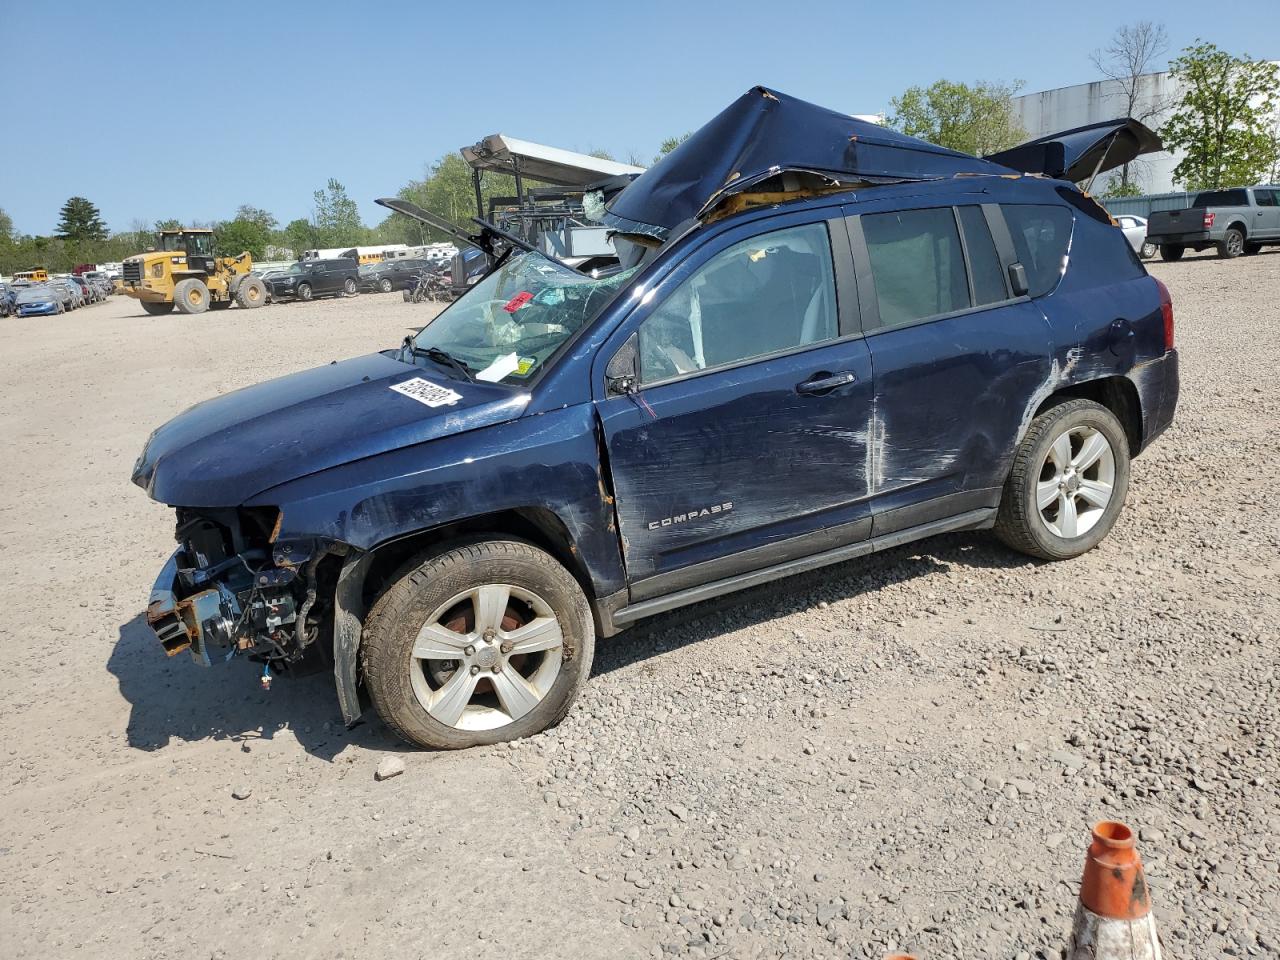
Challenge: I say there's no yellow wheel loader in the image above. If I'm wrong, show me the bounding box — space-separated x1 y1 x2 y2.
120 228 267 316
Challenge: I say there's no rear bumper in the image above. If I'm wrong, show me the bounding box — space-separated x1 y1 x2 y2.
1150 232 1210 245
1131 349 1179 454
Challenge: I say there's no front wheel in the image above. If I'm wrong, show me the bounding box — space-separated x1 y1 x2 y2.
362 539 595 750
1159 244 1185 262
379 277 393 293
236 276 267 308
297 282 313 301
173 279 210 314
995 399 1131 561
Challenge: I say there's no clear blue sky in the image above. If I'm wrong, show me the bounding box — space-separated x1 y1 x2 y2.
2 0 1273 235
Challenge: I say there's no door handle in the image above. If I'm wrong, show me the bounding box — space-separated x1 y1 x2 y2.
796 371 857 395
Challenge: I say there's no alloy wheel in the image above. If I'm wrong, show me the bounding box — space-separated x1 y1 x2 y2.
410 583 563 731
1036 425 1116 539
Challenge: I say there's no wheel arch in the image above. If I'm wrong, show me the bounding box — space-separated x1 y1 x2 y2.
1225 220 1248 237
332 506 597 727
1033 375 1142 455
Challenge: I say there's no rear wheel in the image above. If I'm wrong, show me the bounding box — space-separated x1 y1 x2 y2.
995 399 1131 561
140 300 174 316
1139 241 1157 260
362 539 595 750
173 278 210 314
297 282 313 301
1218 227 1245 259
1159 244 1185 262
343 277 358 296
235 277 267 309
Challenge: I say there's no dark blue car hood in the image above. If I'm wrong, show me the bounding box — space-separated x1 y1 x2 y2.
133 351 529 507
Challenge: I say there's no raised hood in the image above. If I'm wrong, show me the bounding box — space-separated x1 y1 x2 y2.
985 118 1162 184
603 86 1010 238
132 352 528 507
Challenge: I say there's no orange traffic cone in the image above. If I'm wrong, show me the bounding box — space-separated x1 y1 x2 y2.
1068 821 1162 959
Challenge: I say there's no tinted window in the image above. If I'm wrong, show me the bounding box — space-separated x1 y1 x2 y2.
863 207 968 327
1001 204 1074 298
638 222 837 384
1191 189 1248 207
1256 190 1278 208
957 206 1007 306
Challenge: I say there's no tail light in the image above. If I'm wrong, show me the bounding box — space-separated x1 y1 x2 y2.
1154 277 1174 351
1202 211 1215 229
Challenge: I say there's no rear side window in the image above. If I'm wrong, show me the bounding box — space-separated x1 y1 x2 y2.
1256 190 1278 208
1001 204 1074 298
862 207 968 327
956 206 1007 306
1191 189 1248 207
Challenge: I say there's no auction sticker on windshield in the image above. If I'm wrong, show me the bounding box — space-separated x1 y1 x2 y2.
390 377 463 408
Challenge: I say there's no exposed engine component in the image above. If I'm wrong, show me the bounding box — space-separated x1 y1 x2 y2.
146 508 332 671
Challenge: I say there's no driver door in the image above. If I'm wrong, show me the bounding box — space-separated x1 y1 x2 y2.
594 212 875 600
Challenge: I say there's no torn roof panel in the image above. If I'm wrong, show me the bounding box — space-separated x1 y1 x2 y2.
603 86 1012 238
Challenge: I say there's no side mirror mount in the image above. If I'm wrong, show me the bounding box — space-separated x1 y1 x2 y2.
606 333 639 396
1008 262 1030 298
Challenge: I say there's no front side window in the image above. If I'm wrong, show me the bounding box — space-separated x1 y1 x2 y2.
862 207 968 328
637 222 837 385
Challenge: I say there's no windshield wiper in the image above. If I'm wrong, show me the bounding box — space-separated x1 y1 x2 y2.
403 338 474 382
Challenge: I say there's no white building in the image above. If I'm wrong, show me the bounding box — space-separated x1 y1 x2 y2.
1012 64 1279 195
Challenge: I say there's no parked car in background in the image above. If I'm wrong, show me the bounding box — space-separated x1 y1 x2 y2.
264 258 359 302
84 271 114 297
1146 186 1280 260
68 275 98 304
1115 215 1156 259
132 88 1177 750
48 279 78 310
0 282 12 316
361 258 432 293
15 284 64 316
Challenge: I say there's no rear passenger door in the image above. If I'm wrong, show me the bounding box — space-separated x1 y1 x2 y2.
847 201 1055 534
1254 189 1280 239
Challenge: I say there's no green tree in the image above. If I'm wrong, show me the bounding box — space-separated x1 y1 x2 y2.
215 218 271 259
1162 41 1280 190
0 207 13 243
56 197 107 243
281 218 316 259
155 218 183 232
234 205 278 232
311 178 363 246
888 79 1026 156
380 153 519 246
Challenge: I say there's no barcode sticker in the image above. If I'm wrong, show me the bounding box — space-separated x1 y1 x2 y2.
389 377 463 408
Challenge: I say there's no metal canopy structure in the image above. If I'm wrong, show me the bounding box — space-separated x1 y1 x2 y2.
461 134 644 188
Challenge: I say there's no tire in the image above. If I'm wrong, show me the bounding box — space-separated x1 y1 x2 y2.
1139 241 1157 260
994 398 1131 561
1244 241 1262 256
297 282 313 301
235 276 267 309
343 277 358 296
1218 227 1245 259
402 290 413 302
141 300 175 316
1159 244 1185 262
362 538 595 750
173 278 210 314
379 277 393 293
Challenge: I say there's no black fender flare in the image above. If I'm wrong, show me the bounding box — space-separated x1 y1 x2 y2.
333 549 372 725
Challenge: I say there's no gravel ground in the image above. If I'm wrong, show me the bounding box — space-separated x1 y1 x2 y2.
1 252 1277 959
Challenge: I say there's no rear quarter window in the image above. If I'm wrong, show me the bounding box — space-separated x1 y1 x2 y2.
1000 204 1074 297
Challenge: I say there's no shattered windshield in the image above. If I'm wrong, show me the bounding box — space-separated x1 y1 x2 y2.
410 252 636 384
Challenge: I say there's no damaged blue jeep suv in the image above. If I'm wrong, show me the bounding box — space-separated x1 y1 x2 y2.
134 88 1178 749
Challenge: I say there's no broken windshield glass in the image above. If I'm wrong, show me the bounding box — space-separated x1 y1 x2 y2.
410 253 636 385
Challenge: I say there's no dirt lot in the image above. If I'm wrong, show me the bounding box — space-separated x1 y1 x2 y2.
1 252 1278 960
